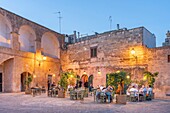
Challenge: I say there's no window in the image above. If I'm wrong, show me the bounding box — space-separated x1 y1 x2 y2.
168 55 170 63
91 47 97 58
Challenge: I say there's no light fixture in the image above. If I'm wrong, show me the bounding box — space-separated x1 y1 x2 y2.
83 71 86 75
131 48 136 55
33 74 36 78
53 74 55 77
143 76 147 81
126 75 130 79
116 70 120 73
43 56 47 61
70 74 73 78
98 70 101 75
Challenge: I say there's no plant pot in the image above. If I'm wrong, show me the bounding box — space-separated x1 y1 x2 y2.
58 90 65 98
25 89 32 94
116 95 127 104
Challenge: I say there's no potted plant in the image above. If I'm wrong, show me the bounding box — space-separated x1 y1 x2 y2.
143 71 158 99
25 75 33 94
107 70 131 104
58 71 76 98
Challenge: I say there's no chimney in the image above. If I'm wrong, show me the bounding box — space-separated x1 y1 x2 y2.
73 31 77 43
117 24 120 30
78 32 80 38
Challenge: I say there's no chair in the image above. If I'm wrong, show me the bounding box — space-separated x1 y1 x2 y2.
146 91 152 101
77 90 84 100
70 90 77 100
100 92 106 103
41 86 46 93
47 89 52 97
130 91 137 102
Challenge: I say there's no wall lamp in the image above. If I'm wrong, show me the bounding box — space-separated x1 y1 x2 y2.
131 48 137 59
37 56 47 66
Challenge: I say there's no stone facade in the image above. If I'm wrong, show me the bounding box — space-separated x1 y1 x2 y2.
61 27 170 99
0 7 64 92
0 7 170 99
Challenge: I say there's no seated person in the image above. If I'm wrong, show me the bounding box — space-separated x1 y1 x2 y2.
129 85 138 97
96 86 101 100
105 86 113 103
146 85 153 100
51 82 56 88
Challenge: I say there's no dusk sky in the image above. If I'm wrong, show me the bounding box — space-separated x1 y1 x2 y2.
0 0 170 47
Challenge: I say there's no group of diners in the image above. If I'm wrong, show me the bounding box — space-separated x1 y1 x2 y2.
95 85 114 103
126 84 153 101
47 81 61 97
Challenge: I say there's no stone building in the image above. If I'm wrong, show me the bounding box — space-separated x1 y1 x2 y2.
61 27 170 99
0 7 64 92
0 7 170 99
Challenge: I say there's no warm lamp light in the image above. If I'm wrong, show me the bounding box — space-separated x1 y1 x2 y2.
116 70 120 73
53 74 55 77
70 74 73 78
126 75 130 79
43 56 47 61
83 71 86 75
33 74 36 78
131 48 136 55
98 70 101 75
143 76 147 81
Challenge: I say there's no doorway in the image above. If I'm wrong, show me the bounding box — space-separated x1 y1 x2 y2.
81 74 88 87
0 73 2 92
21 72 31 92
48 75 52 84
88 75 93 87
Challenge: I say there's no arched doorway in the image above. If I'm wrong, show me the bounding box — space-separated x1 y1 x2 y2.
21 72 31 92
88 75 93 87
81 74 88 87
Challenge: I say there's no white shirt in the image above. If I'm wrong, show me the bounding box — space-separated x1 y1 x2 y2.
130 88 138 96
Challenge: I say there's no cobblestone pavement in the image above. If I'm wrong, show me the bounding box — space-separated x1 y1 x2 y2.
0 93 170 113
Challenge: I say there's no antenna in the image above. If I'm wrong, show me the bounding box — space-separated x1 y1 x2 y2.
109 16 112 30
54 11 62 33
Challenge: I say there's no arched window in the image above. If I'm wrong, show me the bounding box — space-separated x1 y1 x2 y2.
0 14 12 48
19 25 36 52
41 32 60 58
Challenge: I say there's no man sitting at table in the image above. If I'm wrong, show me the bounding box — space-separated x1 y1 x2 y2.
129 85 138 97
105 86 113 103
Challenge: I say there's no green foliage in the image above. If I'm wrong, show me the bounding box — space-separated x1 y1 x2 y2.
106 71 131 94
143 71 158 88
58 71 76 90
25 75 33 88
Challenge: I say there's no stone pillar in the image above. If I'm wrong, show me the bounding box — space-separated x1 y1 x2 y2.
35 38 41 51
11 32 20 50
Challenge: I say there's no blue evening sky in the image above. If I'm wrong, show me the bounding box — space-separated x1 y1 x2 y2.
0 0 170 47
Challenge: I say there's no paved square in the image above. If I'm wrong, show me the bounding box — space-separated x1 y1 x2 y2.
0 93 170 113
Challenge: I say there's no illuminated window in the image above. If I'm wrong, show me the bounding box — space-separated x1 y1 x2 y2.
91 47 97 58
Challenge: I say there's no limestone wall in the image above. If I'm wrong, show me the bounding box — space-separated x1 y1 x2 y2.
148 46 170 99
61 27 148 87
